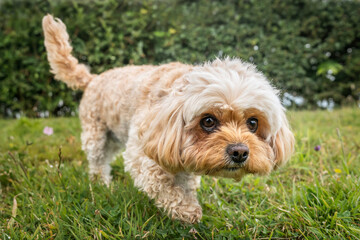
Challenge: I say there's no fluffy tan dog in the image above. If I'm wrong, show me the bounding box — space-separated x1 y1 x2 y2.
42 14 294 224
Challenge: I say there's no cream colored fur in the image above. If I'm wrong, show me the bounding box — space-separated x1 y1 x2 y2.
42 14 294 224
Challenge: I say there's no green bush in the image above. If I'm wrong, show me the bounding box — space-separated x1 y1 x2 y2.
0 0 359 117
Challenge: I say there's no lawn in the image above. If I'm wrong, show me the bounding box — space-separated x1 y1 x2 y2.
1 108 360 239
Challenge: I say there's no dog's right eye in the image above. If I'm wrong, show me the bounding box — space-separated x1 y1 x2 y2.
246 117 258 133
200 115 218 133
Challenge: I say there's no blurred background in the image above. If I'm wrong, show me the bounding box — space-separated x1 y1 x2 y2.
1 0 359 118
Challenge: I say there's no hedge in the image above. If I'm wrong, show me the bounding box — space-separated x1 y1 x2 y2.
0 0 359 117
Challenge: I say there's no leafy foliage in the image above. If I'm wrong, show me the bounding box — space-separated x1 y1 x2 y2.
0 0 359 117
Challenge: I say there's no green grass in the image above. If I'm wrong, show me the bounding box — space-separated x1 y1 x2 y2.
1 108 360 239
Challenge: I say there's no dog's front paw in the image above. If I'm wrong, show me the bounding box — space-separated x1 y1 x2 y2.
171 203 202 224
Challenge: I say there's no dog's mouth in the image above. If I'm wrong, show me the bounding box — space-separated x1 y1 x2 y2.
205 165 242 175
222 157 247 172
224 166 241 171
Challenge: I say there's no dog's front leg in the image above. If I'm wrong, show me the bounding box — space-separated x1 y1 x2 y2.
124 150 202 223
158 171 202 224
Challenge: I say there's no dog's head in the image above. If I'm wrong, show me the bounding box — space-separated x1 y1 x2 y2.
140 58 294 180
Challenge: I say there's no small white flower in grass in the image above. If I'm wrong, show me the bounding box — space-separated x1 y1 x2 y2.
43 126 53 136
189 227 198 235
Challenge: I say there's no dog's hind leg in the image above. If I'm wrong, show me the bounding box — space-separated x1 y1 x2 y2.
81 121 114 186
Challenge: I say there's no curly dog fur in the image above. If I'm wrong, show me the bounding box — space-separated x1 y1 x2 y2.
42 14 294 224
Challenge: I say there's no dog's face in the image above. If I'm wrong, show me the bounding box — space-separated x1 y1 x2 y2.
181 107 275 179
141 58 294 180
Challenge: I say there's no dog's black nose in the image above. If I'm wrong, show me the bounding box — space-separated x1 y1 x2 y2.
226 143 249 164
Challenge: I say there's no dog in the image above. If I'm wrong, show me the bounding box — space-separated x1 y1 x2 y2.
42 14 294 224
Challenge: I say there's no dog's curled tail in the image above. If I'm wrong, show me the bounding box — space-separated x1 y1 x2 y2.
42 14 95 90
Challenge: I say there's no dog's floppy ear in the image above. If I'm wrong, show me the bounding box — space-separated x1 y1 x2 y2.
139 98 185 173
271 112 295 169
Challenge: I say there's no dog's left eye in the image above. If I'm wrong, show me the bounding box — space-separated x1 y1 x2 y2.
246 117 258 133
200 115 218 132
